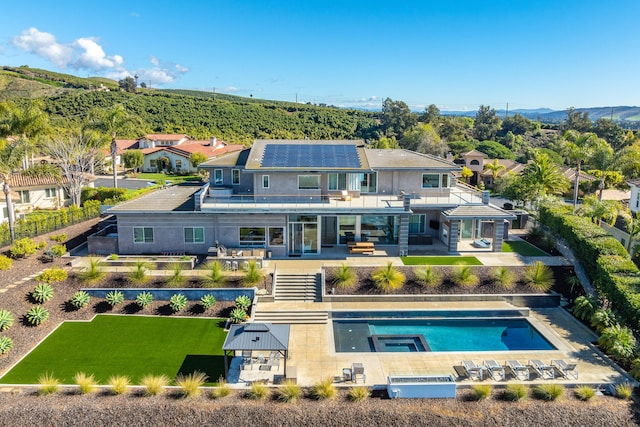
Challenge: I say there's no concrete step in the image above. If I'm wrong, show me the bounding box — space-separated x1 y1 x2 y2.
254 310 328 324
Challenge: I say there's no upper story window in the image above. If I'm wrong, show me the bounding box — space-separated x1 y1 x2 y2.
441 174 449 188
45 188 57 198
422 174 440 188
214 169 223 185
262 175 270 188
360 172 377 193
232 169 240 185
298 175 320 190
328 173 347 191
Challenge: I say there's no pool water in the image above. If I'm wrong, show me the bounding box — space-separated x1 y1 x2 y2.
333 318 555 352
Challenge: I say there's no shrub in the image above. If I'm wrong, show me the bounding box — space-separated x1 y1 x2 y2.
10 237 38 258
32 283 54 303
169 293 188 312
230 308 247 324
572 295 598 322
74 372 96 394
246 382 269 400
48 244 67 257
491 266 516 289
415 266 442 288
333 264 356 288
0 309 14 331
309 377 337 400
175 371 208 398
235 295 252 310
470 384 492 401
140 374 169 396
38 372 60 395
347 386 370 402
36 241 46 250
200 294 217 309
0 336 13 354
574 385 596 401
210 376 231 399
0 255 13 270
599 324 637 362
201 261 226 287
128 261 149 285
629 358 640 381
590 308 616 332
371 262 406 292
166 264 186 287
70 291 91 309
108 375 130 395
277 380 302 403
523 261 554 292
78 258 105 285
614 383 633 400
106 290 124 307
504 383 528 401
451 265 479 288
26 306 49 325
533 383 564 401
108 254 119 260
50 233 67 243
136 291 154 308
36 268 67 285
242 260 263 286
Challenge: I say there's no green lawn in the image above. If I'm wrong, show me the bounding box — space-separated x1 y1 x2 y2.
502 240 549 256
135 173 202 184
400 256 482 266
0 315 227 385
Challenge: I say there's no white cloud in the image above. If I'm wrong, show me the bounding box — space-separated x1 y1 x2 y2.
149 56 160 66
175 64 188 73
224 86 239 92
12 27 73 68
74 38 123 70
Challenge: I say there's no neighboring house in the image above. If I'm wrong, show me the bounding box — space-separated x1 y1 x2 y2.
107 140 514 256
628 179 640 214
5 174 71 216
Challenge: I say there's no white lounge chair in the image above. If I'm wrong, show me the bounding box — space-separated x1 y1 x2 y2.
352 363 366 383
529 359 554 379
462 360 486 381
483 360 505 381
551 359 578 379
506 359 530 380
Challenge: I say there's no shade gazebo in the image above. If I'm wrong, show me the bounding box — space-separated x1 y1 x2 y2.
222 322 290 377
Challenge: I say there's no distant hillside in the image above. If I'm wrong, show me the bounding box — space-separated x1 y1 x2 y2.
443 106 640 124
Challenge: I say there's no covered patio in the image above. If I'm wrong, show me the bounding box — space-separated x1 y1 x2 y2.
222 322 290 384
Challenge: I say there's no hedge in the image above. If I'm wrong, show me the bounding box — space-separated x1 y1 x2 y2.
539 204 640 333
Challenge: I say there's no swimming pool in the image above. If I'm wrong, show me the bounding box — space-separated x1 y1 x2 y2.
333 317 555 353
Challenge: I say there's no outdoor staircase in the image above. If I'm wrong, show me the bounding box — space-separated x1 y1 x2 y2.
273 272 322 302
253 309 328 324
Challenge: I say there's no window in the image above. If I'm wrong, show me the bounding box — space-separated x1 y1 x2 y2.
268 227 284 246
328 173 347 190
18 190 30 203
409 214 426 234
175 159 182 169
422 174 440 188
184 227 204 244
214 169 223 185
150 159 157 168
298 175 320 190
441 174 449 188
2 207 7 218
133 227 154 243
239 227 266 247
262 175 270 188
45 188 57 198
470 160 480 166
360 172 377 193
232 169 240 185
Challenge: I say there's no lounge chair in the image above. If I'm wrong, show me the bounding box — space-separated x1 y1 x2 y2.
551 359 578 379
352 363 366 383
462 360 486 381
506 359 530 380
473 238 491 248
529 359 554 379
483 360 505 381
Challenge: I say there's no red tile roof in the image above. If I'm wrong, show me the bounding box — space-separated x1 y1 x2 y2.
7 174 66 188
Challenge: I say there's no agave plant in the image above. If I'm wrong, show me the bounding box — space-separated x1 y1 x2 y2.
0 309 14 331
26 306 50 326
32 283 54 303
235 295 252 310
169 293 188 312
371 262 405 293
0 336 13 355
230 307 248 324
70 291 91 309
106 290 125 307
200 294 217 309
136 291 154 308
201 261 226 287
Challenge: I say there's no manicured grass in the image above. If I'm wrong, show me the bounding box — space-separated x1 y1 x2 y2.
400 256 482 266
0 315 227 385
135 173 202 184
502 240 548 256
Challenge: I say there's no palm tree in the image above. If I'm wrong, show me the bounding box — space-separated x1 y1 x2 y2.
0 139 25 242
624 214 640 254
483 159 505 188
563 130 598 208
520 151 570 204
587 138 623 201
84 105 142 188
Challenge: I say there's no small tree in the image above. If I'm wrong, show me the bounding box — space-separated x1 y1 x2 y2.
189 152 208 168
122 149 145 173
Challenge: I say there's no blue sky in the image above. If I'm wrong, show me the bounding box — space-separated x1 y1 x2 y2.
1 0 638 111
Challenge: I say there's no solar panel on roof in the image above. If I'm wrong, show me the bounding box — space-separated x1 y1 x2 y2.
261 144 361 168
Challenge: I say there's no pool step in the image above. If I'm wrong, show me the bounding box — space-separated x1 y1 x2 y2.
274 273 322 302
253 310 328 324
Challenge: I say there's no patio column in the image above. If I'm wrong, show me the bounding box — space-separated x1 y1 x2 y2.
448 220 459 253
398 214 409 256
492 219 504 252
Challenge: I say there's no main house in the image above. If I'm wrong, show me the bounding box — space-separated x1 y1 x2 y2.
106 140 515 257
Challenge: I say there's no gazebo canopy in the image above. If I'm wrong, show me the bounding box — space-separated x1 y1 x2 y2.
222 322 290 352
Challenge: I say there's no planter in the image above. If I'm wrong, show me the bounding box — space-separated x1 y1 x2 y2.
101 255 196 270
387 375 457 398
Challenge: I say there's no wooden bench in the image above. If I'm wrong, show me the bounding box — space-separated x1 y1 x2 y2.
348 241 375 255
